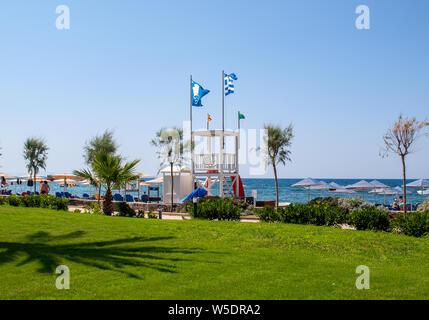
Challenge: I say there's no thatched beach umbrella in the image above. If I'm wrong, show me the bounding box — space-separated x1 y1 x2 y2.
51 174 81 193
369 180 389 203
292 178 325 202
406 179 429 203
345 180 375 200
330 188 356 199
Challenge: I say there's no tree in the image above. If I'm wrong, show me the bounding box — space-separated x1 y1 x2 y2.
76 153 139 215
382 115 428 213
151 127 188 210
83 130 118 203
83 130 118 165
262 124 294 208
23 138 49 194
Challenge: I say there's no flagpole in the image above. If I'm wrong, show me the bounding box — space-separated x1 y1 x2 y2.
222 70 225 149
190 75 194 176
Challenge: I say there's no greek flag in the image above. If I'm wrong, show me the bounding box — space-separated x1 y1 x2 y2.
192 81 210 107
224 73 238 96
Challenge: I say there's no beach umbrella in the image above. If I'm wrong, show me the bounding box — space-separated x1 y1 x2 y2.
0 173 16 180
160 166 191 174
417 189 429 195
345 180 375 200
51 174 81 193
330 188 356 199
292 178 325 202
146 177 163 185
369 180 389 203
328 182 344 189
406 179 429 202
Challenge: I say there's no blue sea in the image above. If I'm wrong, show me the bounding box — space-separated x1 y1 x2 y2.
6 178 428 205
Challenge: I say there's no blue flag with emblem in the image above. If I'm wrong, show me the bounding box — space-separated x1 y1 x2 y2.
224 73 238 96
192 81 210 107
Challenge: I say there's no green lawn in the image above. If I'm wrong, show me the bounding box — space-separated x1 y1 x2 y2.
0 205 428 300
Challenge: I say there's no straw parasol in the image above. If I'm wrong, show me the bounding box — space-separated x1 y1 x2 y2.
345 180 375 200
369 180 389 203
0 173 16 180
406 179 429 203
146 177 163 185
292 178 326 202
329 188 356 199
51 174 81 192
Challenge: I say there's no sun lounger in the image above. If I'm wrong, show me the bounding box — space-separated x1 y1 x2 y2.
125 194 134 203
113 194 124 202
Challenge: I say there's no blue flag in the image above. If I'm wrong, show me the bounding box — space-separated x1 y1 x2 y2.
192 81 210 107
224 73 238 96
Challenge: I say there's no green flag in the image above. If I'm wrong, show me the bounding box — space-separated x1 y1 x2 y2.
238 112 245 120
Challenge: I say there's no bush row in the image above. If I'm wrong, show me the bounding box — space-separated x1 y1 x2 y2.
1 195 69 211
256 200 429 237
189 198 242 221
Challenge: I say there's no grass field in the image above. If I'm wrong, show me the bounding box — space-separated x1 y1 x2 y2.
0 205 428 300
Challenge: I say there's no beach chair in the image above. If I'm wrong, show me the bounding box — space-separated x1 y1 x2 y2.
113 194 124 202
125 194 134 203
141 194 148 203
82 193 89 199
55 192 61 198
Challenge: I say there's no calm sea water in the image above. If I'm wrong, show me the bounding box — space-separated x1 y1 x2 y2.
6 178 428 205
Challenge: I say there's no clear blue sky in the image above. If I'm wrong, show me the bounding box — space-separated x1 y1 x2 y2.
0 0 428 179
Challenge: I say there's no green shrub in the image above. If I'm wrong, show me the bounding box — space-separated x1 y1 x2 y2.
147 210 158 219
349 207 390 231
84 202 102 215
417 198 429 213
337 198 374 213
115 202 136 217
0 196 6 205
255 206 280 222
7 195 20 206
277 203 347 227
308 197 339 207
392 212 429 237
189 198 241 221
50 197 69 211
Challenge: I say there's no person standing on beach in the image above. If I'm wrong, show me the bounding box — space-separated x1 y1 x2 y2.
40 181 50 195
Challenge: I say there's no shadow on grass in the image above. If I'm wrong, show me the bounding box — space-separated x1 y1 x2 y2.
0 231 205 279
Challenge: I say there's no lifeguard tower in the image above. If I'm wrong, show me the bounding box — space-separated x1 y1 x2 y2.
191 129 244 198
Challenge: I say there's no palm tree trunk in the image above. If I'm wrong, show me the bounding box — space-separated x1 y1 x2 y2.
401 155 407 213
33 171 37 194
170 162 174 212
98 184 101 204
273 163 279 208
103 187 113 216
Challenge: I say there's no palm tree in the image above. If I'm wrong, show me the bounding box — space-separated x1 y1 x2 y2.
262 124 294 208
83 130 118 203
151 127 188 210
86 153 140 215
23 138 49 194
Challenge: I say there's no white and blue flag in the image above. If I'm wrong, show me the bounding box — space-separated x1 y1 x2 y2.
224 73 238 96
192 81 210 107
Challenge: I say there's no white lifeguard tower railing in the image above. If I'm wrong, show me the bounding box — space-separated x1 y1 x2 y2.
192 129 243 198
